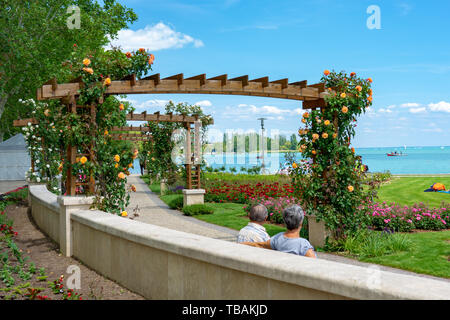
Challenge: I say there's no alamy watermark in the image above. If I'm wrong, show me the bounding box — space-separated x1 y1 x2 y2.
367 5 381 29
66 6 81 30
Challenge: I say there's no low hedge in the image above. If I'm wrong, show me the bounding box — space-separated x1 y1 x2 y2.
182 204 214 216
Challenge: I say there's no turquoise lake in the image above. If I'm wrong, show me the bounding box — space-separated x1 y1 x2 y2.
131 146 450 175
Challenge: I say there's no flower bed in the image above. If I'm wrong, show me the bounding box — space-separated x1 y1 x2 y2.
205 182 294 204
365 201 450 232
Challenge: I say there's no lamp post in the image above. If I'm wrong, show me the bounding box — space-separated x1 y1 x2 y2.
257 118 268 174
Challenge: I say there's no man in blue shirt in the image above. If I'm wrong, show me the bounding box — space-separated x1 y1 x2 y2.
237 204 270 243
241 205 316 258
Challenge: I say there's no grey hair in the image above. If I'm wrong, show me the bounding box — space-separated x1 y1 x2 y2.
249 204 268 222
283 205 305 230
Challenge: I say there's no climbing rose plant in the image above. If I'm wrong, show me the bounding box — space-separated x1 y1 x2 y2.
23 47 155 215
290 70 373 239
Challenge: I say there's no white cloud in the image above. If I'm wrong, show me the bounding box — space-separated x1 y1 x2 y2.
194 100 212 107
108 22 204 51
387 104 396 109
428 101 450 113
378 108 392 113
231 104 292 116
400 103 420 108
421 128 443 132
409 107 427 113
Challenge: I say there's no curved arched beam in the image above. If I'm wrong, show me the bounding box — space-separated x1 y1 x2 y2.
37 73 327 102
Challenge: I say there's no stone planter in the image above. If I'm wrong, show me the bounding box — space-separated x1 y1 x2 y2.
182 189 205 207
307 215 333 249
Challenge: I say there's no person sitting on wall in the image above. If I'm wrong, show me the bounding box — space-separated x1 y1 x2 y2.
241 205 316 258
237 204 271 243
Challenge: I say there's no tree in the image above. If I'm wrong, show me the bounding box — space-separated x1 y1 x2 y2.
0 0 137 141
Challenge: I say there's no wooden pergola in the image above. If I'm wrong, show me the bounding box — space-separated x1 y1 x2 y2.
16 72 326 196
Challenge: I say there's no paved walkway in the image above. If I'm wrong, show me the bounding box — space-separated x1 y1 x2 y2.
126 174 449 283
0 180 27 194
126 175 238 242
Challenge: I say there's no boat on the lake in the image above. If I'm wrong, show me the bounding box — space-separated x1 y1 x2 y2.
387 151 407 157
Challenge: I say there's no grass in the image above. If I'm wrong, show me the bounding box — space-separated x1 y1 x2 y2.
359 230 450 279
377 176 450 208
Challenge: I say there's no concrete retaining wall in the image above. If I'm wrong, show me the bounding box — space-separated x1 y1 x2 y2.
28 185 450 300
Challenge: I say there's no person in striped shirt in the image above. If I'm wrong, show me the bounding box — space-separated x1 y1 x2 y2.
237 204 270 243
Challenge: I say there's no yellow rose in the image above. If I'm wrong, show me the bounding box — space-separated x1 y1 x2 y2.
322 132 329 139
292 162 298 169
82 67 93 74
324 120 330 126
80 156 87 165
121 211 128 217
114 163 119 168
104 130 109 135
342 106 348 113
75 157 80 163
333 133 337 139
119 104 124 111
83 58 91 66
128 163 133 168
301 118 306 124
347 185 354 192
104 77 111 86
340 92 346 98
114 154 120 162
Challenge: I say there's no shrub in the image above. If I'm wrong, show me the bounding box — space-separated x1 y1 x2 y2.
182 204 214 216
167 196 184 210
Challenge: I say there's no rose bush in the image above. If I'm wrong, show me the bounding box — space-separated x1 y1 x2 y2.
291 70 373 239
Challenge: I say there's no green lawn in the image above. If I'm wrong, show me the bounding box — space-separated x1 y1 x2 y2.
360 230 450 279
377 176 450 208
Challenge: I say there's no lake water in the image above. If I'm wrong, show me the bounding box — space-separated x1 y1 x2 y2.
130 146 450 175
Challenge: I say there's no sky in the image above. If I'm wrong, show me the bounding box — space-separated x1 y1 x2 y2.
109 0 450 148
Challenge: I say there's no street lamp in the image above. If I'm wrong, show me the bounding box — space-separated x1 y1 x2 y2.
257 118 268 174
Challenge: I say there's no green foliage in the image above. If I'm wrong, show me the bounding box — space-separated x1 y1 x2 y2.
166 195 184 210
326 228 412 258
182 204 214 216
143 101 213 183
0 0 138 141
291 71 373 238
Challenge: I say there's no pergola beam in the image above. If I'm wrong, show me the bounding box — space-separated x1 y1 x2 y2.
36 73 323 102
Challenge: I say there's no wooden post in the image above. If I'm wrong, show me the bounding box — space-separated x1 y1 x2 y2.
65 95 77 196
185 123 192 189
88 103 97 194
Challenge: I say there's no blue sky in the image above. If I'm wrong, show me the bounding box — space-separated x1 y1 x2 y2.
112 0 450 148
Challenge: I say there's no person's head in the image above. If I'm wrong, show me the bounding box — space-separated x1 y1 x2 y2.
249 204 268 223
283 205 305 231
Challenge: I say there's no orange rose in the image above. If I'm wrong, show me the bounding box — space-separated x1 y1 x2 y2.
340 92 347 98
324 70 330 76
104 77 111 86
83 58 91 66
83 67 93 74
368 89 373 96
312 133 319 140
75 157 80 163
80 156 87 165
139 48 145 53
121 211 128 217
131 185 136 192
367 78 373 83
324 120 330 126
333 133 337 139
119 103 124 111
292 162 298 169
114 163 119 168
351 147 355 153
126 52 132 58
303 112 309 119
347 185 354 192
367 96 373 103
342 106 348 113
355 85 362 92
104 130 108 135
322 132 329 139
118 172 126 179
312 150 317 155
114 154 120 162
301 118 306 124
128 163 133 168
350 72 356 77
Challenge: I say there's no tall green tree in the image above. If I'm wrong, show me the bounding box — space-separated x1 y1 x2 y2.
0 0 137 141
